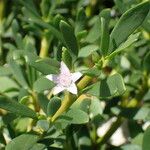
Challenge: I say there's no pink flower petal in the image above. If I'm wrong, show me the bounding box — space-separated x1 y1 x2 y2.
67 83 77 94
53 86 65 95
71 72 82 82
60 61 70 75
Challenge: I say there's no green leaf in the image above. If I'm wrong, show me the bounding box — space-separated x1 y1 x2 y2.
143 51 150 72
89 97 103 117
57 108 89 124
19 96 30 105
0 96 37 119
61 47 72 69
92 51 101 63
23 35 36 53
72 97 103 116
0 77 19 98
33 77 55 93
127 50 141 69
75 7 86 35
37 94 49 114
143 127 150 150
81 68 101 77
71 98 90 113
30 143 46 150
3 113 17 124
120 144 142 150
47 97 61 117
40 0 50 18
26 52 59 74
0 66 12 76
9 59 29 88
114 0 138 13
119 107 150 121
53 14 64 29
21 0 63 42
15 34 23 50
109 1 150 52
132 133 143 146
143 89 150 102
100 9 111 56
60 20 78 60
18 88 29 102
78 99 91 113
106 33 140 60
11 19 20 35
142 10 150 32
86 73 126 99
32 20 64 43
78 45 99 58
134 107 150 121
5 134 39 150
22 4 63 42
0 77 19 95
76 30 88 40
3 43 17 51
20 0 40 18
85 16 101 43
15 118 31 132
100 17 109 56
37 120 49 131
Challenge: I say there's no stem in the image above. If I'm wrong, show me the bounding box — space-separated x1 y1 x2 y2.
77 76 92 90
0 0 5 64
39 33 51 58
97 117 124 145
0 0 5 22
51 92 75 122
31 92 40 112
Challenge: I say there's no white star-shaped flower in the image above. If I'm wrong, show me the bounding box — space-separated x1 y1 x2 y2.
46 61 82 95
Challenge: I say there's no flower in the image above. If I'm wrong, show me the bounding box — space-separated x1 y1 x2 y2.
46 61 82 95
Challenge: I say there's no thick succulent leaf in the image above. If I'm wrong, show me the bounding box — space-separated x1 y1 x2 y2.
47 97 61 117
9 59 29 88
0 66 12 76
120 144 142 150
33 77 55 93
75 7 86 35
81 68 101 77
143 51 150 73
100 9 111 56
60 20 78 60
79 45 99 58
61 47 72 69
57 108 89 124
85 16 101 43
106 33 140 60
5 134 39 150
0 77 19 97
37 94 49 114
26 52 59 74
109 1 150 52
85 73 126 99
143 127 150 150
0 96 37 119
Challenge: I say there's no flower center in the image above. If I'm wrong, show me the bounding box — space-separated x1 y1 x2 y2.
57 73 72 87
